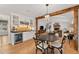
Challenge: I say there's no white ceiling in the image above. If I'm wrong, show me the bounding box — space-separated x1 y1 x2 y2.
0 4 77 17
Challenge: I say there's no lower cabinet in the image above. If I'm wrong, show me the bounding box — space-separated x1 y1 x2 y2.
11 33 23 45
10 31 35 45
0 36 8 46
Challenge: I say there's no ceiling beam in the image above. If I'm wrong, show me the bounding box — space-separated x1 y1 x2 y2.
36 5 79 20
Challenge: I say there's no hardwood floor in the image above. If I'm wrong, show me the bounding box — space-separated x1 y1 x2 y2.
63 40 78 54
0 39 78 54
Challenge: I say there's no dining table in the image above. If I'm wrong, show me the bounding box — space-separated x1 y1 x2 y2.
38 32 61 42
35 32 63 54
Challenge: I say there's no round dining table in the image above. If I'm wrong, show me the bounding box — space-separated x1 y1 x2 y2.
38 33 60 42
36 32 63 54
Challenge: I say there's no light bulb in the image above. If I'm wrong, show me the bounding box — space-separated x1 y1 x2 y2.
45 15 50 18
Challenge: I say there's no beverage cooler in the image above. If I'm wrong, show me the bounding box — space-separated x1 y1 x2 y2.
11 32 23 45
14 33 23 44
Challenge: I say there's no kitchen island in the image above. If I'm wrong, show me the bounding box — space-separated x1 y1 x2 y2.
10 31 35 45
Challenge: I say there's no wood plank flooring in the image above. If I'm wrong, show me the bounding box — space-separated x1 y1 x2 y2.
0 39 78 54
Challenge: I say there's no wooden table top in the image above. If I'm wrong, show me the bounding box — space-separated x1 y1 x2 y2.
38 32 62 42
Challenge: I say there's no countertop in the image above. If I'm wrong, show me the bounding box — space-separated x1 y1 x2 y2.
11 30 32 33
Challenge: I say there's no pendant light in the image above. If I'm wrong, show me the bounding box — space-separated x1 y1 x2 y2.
45 4 50 19
45 4 51 33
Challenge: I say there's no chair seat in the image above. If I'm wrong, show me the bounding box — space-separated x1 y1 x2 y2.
50 40 62 48
37 42 48 50
51 43 61 48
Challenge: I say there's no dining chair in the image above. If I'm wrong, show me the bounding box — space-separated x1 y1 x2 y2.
49 36 65 54
67 33 74 44
64 32 69 39
33 37 48 54
64 32 74 45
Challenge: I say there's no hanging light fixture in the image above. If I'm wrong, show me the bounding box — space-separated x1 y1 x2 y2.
45 4 50 19
45 14 50 18
45 4 51 33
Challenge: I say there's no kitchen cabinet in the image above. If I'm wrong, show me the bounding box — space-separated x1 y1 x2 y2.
10 31 35 45
0 36 8 47
0 20 8 35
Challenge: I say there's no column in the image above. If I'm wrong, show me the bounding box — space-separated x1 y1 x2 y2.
73 8 78 50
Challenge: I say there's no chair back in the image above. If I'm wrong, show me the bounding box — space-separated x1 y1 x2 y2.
33 37 38 43
61 36 66 47
68 34 74 40
33 37 42 46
